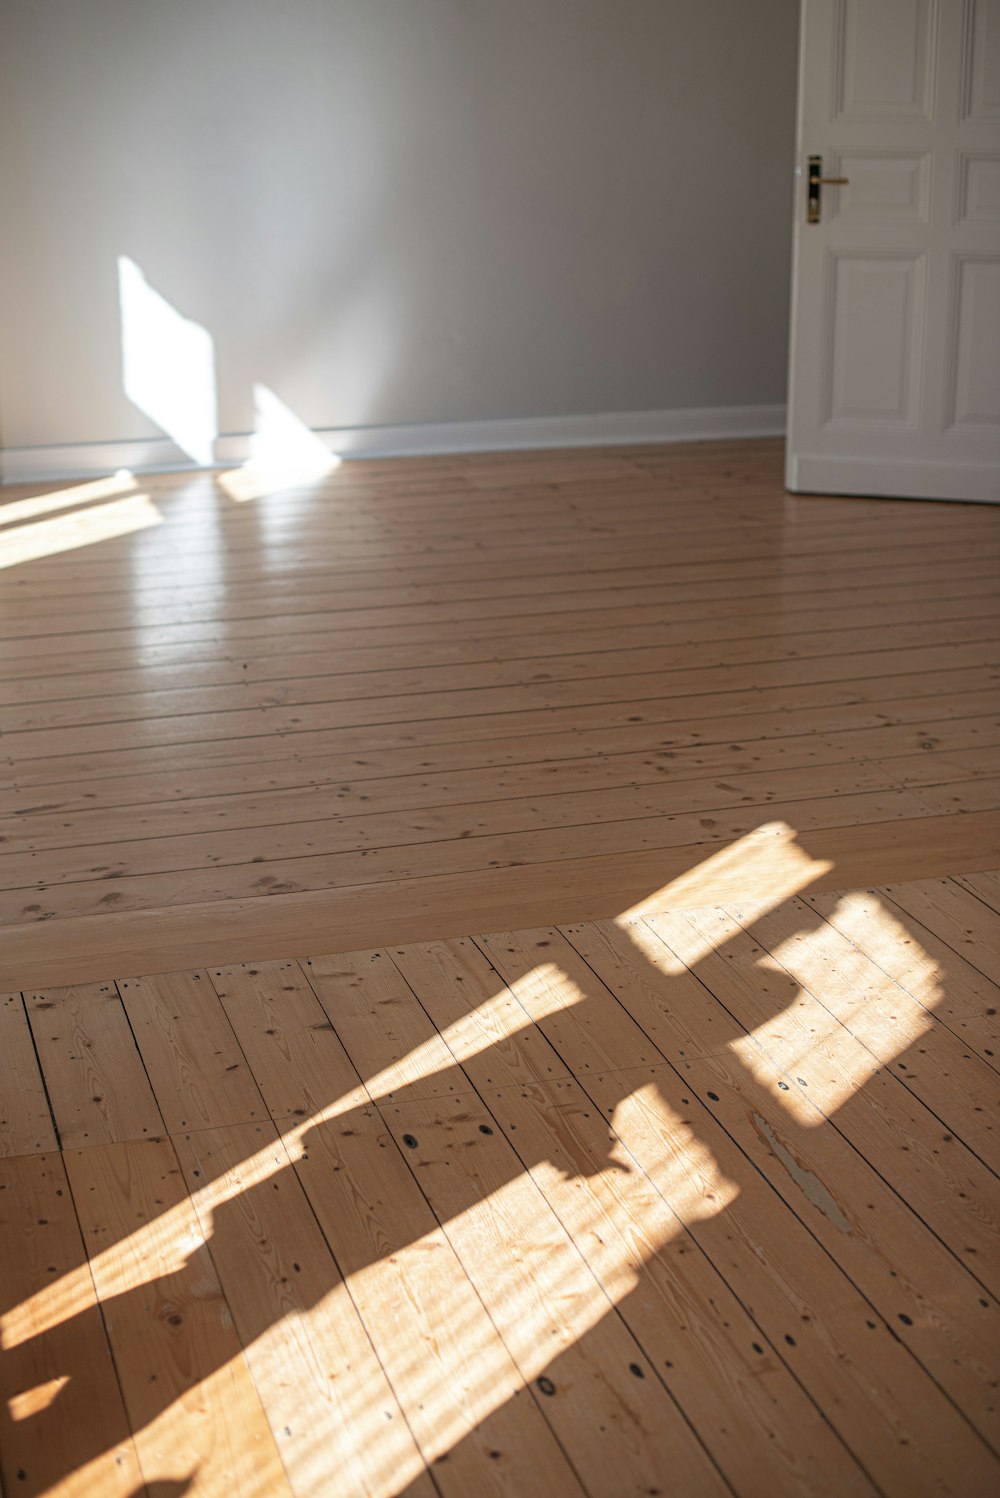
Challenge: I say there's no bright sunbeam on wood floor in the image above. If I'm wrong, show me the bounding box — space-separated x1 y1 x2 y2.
3 855 999 1497
2 439 998 1497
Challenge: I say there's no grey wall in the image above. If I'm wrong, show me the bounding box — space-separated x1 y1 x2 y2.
0 0 799 453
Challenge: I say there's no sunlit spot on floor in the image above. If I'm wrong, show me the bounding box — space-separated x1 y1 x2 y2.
217 384 340 502
0 492 161 570
0 830 958 1495
339 1218 537 1458
214 1278 430 1494
753 900 936 1081
2 974 583 1341
119 256 218 466
726 999 883 1124
0 471 136 528
615 821 833 941
7 1375 69 1421
612 1083 741 1225
2 1259 101 1350
811 889 957 1011
500 958 600 1024
360 980 570 1103
130 1354 281 1495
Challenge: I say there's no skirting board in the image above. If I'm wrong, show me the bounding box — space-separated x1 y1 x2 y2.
787 453 1000 505
1 403 785 484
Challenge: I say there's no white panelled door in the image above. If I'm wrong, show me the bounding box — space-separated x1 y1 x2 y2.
786 0 1000 501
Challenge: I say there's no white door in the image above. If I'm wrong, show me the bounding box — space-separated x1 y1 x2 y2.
786 0 1000 502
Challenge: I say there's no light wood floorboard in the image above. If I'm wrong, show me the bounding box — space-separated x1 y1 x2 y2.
2 872 999 1495
3 441 1000 1493
1 438 999 986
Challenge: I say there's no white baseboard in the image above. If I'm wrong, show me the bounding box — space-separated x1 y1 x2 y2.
788 453 1000 505
1 404 785 484
328 404 786 459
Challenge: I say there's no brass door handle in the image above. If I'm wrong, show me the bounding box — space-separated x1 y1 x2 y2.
806 155 848 223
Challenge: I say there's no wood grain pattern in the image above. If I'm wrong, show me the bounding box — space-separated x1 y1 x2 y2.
3 439 1000 1494
291 1102 586 1497
2 438 998 983
65 1136 292 1495
0 992 57 1156
173 1121 437 1498
621 911 1000 1427
882 877 1000 989
478 924 1000 1495
391 935 873 1496
24 982 163 1147
378 1092 729 1498
0 1152 141 1497
115 969 265 1132
805 884 1000 1065
208 959 367 1122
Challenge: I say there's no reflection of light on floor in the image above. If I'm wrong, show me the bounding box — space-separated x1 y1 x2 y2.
0 471 135 528
615 821 833 943
338 1212 536 1462
0 492 161 570
488 959 587 1024
613 1084 741 1225
131 1352 284 1498
501 958 598 1025
241 1284 429 1496
813 891 947 1013
748 899 936 1101
3 1262 96 1350
780 891 945 1022
119 256 218 466
234 1274 431 1496
652 898 936 1125
180 1134 431 1496
1 834 952 1495
3 971 584 1344
218 384 340 503
726 994 882 1124
127 477 226 608
357 973 573 1103
7 1376 68 1421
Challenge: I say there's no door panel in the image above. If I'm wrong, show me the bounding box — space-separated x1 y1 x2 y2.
826 252 924 422
965 0 1000 120
835 152 931 221
835 0 938 121
787 0 1000 500
958 152 1000 221
949 254 1000 423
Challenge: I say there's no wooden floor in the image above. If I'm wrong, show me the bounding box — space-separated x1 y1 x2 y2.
2 439 1000 1495
2 871 1000 1496
1 438 999 987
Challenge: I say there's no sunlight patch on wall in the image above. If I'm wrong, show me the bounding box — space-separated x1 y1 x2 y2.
218 383 340 502
0 492 161 570
0 471 136 528
119 256 218 466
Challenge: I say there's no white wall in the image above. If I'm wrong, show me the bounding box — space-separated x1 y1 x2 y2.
0 0 798 466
